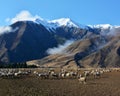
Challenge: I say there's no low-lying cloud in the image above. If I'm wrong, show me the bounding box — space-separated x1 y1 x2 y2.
107 26 120 36
6 10 41 24
46 40 74 55
0 26 13 35
0 26 19 35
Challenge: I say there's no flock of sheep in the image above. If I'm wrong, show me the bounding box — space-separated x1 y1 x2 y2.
0 69 31 78
0 68 119 84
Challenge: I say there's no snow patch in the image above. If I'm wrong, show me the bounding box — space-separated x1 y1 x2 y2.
6 10 85 31
49 18 79 28
88 24 112 29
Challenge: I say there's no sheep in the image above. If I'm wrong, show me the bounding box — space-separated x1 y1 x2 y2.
93 71 101 79
14 72 19 76
51 73 59 79
49 71 59 79
65 72 70 78
78 74 86 84
7 72 14 78
69 71 78 78
37 73 49 79
84 71 90 77
33 71 38 74
60 73 65 78
0 72 7 77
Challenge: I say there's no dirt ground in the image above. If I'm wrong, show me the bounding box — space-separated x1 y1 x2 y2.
0 71 119 96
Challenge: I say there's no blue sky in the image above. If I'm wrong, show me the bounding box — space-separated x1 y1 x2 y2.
0 0 120 26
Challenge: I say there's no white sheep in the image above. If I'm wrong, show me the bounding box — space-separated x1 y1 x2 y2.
93 71 101 79
78 74 86 84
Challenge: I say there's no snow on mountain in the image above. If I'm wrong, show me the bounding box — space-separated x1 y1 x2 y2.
88 24 113 29
87 24 120 36
88 24 120 30
35 18 53 31
48 18 79 28
35 18 120 33
27 17 120 36
35 18 80 31
35 18 59 31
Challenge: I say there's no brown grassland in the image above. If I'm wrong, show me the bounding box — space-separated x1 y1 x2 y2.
0 70 120 96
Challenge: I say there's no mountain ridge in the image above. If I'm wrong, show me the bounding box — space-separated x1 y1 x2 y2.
0 18 120 68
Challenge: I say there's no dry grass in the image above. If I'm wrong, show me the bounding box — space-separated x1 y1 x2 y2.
0 71 120 96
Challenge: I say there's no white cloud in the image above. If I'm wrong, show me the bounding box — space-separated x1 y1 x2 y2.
0 26 12 35
46 40 74 55
6 10 41 24
0 26 19 35
107 26 120 36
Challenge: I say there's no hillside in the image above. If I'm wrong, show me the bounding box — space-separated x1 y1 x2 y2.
0 18 119 68
27 34 120 68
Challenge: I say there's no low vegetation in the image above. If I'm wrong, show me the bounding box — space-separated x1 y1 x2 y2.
0 62 37 68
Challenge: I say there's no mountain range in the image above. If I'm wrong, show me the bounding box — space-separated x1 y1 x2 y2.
0 18 120 68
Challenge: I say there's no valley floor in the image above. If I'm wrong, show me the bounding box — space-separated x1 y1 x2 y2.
0 71 120 96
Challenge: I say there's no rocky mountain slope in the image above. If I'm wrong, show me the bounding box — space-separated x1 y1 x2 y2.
27 23 120 68
0 18 90 63
0 17 120 68
27 35 120 68
0 21 58 63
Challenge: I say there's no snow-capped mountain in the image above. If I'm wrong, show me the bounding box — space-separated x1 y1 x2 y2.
88 24 113 29
49 18 79 28
35 18 55 31
35 18 120 36
35 18 81 31
86 24 120 36
0 16 120 67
